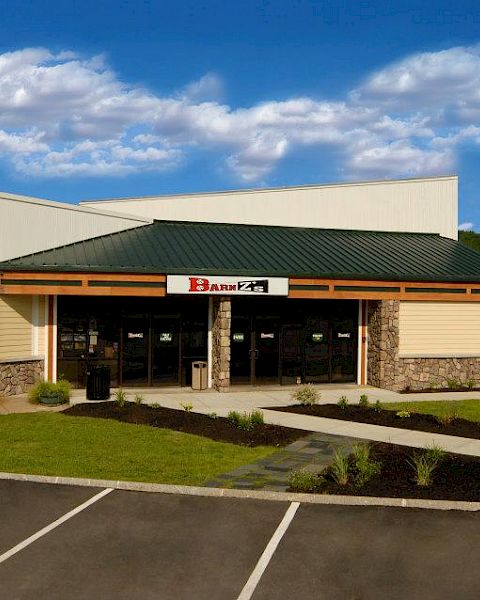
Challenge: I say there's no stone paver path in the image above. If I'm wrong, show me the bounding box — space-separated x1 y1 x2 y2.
204 432 364 492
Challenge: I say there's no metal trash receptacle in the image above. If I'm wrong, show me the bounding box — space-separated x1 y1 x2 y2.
86 365 111 400
191 361 208 390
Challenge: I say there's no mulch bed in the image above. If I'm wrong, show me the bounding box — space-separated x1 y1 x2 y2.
401 386 480 394
289 442 480 502
269 404 480 439
63 402 308 447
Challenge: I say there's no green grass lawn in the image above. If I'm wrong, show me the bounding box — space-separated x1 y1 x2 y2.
0 412 275 485
384 399 480 423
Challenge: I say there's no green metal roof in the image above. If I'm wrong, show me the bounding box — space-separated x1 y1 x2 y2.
2 220 480 282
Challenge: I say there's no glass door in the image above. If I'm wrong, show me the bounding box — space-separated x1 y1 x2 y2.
303 317 330 383
121 315 149 385
254 316 280 384
331 316 357 382
230 315 252 383
152 316 180 385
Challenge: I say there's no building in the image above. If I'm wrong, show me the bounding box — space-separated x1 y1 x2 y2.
1 174 480 396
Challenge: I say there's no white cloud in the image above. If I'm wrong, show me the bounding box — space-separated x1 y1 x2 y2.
0 44 479 181
459 222 474 231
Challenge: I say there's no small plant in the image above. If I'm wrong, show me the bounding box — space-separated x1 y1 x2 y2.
429 379 439 390
424 443 446 464
372 399 383 413
250 409 264 426
114 388 127 407
28 379 72 405
227 410 264 431
207 412 218 420
435 409 458 427
466 378 476 390
358 394 369 408
446 377 460 390
352 443 381 487
180 402 193 413
408 452 438 487
396 409 411 418
330 448 350 486
288 470 321 493
134 393 144 405
291 384 320 406
337 395 349 410
150 402 161 409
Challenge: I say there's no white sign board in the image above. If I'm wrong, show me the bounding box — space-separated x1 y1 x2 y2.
167 275 289 296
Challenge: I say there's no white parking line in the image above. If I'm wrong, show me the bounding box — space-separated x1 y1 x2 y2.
0 487 114 564
236 501 300 600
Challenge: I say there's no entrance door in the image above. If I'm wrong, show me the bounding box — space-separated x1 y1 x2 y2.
303 317 330 383
151 316 180 385
254 316 280 383
122 316 149 385
331 316 357 382
230 315 252 383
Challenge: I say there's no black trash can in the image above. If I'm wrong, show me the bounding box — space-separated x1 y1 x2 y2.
86 365 111 400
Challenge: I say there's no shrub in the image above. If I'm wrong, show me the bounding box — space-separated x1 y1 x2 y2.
396 409 411 418
28 380 71 405
429 379 439 390
351 443 381 487
291 384 320 406
372 399 383 413
288 470 321 493
330 448 350 486
408 452 438 487
114 388 127 407
358 394 369 408
134 393 144 405
424 443 446 464
446 377 460 390
435 409 458 427
466 378 476 390
207 412 218 420
337 395 349 410
150 402 161 409
227 410 264 431
180 402 193 413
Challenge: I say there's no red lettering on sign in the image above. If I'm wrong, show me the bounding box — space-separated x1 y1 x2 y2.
228 284 236 290
219 284 229 291
210 283 219 291
189 277 209 292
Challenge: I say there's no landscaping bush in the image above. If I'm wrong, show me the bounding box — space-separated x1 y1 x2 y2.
28 380 71 405
352 443 381 487
180 402 193 413
134 393 144 405
330 448 350 485
408 451 438 487
372 399 383 412
291 384 320 406
227 410 264 431
337 395 349 410
396 409 411 419
288 470 321 493
435 409 458 427
358 394 369 408
114 388 127 407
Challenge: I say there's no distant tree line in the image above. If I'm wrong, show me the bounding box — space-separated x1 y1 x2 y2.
459 230 480 253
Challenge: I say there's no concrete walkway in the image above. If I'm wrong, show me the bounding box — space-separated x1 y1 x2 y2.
2 383 480 457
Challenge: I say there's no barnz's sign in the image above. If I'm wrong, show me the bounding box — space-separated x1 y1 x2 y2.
167 275 289 296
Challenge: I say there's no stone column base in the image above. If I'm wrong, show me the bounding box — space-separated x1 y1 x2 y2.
212 297 231 392
0 359 44 396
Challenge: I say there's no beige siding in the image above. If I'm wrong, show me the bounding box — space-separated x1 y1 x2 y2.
81 176 458 240
399 302 480 357
37 295 46 357
0 295 33 359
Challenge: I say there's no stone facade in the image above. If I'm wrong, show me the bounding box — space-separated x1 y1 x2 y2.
367 300 480 391
211 297 231 391
0 359 44 396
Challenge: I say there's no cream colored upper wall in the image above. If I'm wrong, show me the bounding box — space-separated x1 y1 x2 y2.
81 176 458 240
399 301 480 357
0 193 152 262
0 295 33 360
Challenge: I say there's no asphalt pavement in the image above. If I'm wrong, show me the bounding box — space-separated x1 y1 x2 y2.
0 479 478 600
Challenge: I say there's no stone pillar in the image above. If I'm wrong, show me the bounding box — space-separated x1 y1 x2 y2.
211 296 231 391
0 359 44 396
367 300 400 390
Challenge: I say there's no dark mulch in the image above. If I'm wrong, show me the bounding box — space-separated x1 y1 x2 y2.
290 442 480 502
269 403 480 439
63 402 308 447
401 386 480 394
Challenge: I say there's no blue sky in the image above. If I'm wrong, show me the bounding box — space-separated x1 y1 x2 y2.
1 1 480 229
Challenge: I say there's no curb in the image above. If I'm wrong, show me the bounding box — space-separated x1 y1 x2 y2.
0 471 479 512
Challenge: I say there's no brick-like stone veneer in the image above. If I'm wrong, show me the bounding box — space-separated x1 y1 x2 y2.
212 297 231 391
0 359 44 396
367 300 480 391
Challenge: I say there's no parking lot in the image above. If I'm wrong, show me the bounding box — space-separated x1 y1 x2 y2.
0 479 479 600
